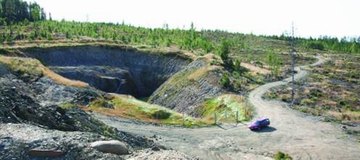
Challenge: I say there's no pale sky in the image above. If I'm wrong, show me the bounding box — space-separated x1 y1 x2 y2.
25 0 360 39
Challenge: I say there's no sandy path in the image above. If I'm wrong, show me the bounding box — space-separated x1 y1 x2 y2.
94 56 360 160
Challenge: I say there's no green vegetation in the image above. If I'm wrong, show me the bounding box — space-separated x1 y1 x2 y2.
0 21 215 55
273 35 360 54
220 73 231 88
197 94 253 123
87 94 208 127
151 110 171 120
0 0 46 24
216 39 231 65
306 41 325 50
266 50 282 77
0 55 43 79
274 151 292 160
59 102 77 110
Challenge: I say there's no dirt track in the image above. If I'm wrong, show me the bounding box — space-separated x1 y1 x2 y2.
95 56 360 160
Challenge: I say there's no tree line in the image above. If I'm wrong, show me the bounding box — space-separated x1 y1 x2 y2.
270 34 360 54
0 20 215 53
0 0 46 25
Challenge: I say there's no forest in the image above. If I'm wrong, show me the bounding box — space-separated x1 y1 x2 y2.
0 0 47 24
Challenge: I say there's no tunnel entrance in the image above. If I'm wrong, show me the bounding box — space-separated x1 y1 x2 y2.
24 46 190 98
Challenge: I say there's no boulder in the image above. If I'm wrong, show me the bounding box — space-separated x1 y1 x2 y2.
90 140 129 155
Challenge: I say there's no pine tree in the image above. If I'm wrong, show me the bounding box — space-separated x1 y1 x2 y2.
217 40 230 63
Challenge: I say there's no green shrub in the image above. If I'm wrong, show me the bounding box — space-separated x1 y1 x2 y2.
220 73 231 88
217 40 232 66
266 50 282 77
309 89 323 97
307 42 325 50
59 103 77 109
300 98 314 106
274 151 292 160
152 110 171 119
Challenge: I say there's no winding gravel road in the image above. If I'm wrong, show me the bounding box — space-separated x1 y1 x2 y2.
95 56 360 160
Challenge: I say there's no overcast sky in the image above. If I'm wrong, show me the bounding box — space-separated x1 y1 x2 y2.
25 0 360 38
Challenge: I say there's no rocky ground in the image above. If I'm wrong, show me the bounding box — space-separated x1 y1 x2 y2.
0 63 193 159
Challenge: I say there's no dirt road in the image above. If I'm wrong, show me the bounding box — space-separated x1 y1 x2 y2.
95 56 360 160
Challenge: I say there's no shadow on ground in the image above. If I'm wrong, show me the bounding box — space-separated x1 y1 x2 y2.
253 126 277 133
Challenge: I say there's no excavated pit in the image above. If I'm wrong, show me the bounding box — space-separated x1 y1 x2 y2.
23 46 190 98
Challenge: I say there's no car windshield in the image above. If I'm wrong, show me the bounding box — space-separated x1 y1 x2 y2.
253 121 260 125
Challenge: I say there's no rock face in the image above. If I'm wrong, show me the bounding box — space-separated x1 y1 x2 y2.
90 140 129 155
23 46 190 98
50 66 138 96
148 58 225 116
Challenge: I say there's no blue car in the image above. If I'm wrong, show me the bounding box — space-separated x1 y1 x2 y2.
248 117 270 131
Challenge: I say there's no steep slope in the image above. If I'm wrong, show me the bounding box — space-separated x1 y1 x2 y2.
149 55 226 116
23 45 191 98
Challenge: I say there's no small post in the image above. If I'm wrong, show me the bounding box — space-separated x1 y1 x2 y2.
214 113 217 125
182 113 185 126
236 111 239 124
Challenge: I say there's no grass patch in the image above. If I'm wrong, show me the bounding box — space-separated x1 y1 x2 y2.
0 56 43 78
59 103 77 110
187 65 220 81
327 110 360 122
87 94 209 127
197 94 253 123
